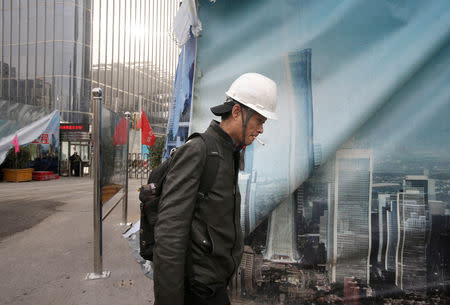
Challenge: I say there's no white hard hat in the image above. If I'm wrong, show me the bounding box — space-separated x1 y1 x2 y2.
210 73 278 120
225 73 278 120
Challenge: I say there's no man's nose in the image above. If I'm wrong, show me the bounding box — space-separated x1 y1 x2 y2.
258 124 264 134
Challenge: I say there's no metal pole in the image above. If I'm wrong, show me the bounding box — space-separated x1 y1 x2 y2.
121 112 132 226
86 87 110 280
139 96 143 186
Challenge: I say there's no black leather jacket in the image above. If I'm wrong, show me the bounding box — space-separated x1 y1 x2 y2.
153 120 243 305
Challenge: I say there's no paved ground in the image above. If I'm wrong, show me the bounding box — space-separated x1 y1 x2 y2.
0 199 65 240
0 176 154 305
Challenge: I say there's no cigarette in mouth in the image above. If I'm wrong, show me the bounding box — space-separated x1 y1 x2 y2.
255 137 265 146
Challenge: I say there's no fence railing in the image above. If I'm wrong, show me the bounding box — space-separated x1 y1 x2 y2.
128 153 152 183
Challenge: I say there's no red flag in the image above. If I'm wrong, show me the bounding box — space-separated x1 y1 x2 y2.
113 117 128 146
12 134 20 154
140 111 156 147
135 113 142 129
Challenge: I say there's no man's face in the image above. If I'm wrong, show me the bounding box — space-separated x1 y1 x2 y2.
242 109 266 146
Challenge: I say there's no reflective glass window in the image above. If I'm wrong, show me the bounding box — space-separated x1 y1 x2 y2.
45 41 54 76
74 3 80 42
118 91 124 106
62 42 74 76
91 0 99 67
0 9 2 67
119 0 125 66
36 42 45 77
27 43 36 78
2 80 8 99
19 0 28 44
140 72 145 95
123 66 129 92
112 0 120 65
83 45 91 77
60 76 71 110
11 7 19 44
44 76 53 99
130 94 135 111
34 77 43 98
2 46 10 78
28 1 37 43
4 0 11 10
75 78 83 101
106 87 112 103
106 0 114 87
45 1 54 40
99 0 107 65
75 43 83 79
129 0 135 77
53 41 63 75
36 1 45 42
84 0 91 10
64 2 75 42
10 45 18 78
83 8 91 45
112 63 118 87
26 79 33 98
3 8 11 45
82 79 91 97
10 79 17 98
54 3 63 40
19 45 27 78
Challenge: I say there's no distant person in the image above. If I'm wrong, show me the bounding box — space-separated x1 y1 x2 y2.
70 151 81 176
50 153 58 173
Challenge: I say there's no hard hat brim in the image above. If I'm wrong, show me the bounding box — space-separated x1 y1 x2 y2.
245 103 278 120
211 97 278 120
225 91 278 120
210 101 235 116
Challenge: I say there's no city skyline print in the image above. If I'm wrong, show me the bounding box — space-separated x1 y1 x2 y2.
191 0 450 303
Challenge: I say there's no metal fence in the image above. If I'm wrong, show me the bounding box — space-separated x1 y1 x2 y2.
128 152 152 182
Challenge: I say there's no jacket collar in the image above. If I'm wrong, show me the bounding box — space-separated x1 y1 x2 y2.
207 120 238 151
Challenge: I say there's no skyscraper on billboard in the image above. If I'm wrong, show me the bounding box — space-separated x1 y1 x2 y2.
377 194 390 265
385 195 398 272
395 175 429 295
264 193 298 262
264 48 315 262
239 145 258 236
329 149 373 284
239 172 251 235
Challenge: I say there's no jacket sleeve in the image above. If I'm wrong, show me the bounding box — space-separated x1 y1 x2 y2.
153 137 206 305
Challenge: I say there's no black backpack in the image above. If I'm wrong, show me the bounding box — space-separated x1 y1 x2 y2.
139 132 220 261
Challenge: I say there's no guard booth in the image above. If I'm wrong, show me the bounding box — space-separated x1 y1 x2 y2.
59 123 91 176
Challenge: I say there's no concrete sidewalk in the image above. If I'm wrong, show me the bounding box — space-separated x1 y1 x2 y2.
0 177 154 305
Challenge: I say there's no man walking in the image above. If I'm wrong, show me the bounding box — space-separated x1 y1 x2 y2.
153 73 278 305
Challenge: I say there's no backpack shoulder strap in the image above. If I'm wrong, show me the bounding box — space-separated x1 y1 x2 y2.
185 132 220 282
187 132 220 198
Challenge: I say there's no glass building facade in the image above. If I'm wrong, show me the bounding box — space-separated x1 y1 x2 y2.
91 0 179 135
1 0 92 123
331 149 373 284
396 190 427 295
1 0 178 134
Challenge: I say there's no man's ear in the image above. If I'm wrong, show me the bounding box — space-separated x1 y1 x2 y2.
231 104 241 120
